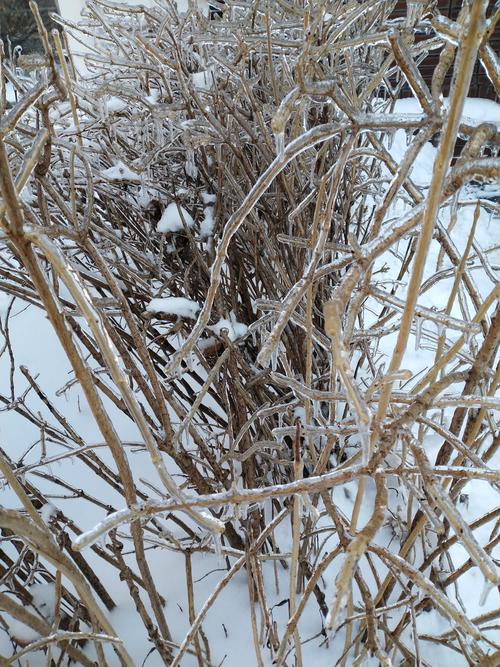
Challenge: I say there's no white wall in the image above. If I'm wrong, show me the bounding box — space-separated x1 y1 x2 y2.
56 0 156 74
55 0 86 24
57 0 156 19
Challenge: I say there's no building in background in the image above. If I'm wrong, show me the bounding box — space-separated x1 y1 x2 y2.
392 0 499 101
0 0 58 56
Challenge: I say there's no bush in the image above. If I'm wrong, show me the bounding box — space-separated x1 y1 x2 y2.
0 1 499 665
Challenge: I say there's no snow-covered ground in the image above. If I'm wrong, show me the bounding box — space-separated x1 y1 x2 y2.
1 1 499 661
1 93 498 664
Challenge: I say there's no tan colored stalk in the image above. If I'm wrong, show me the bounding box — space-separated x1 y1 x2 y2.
369 545 482 640
52 31 82 147
0 510 134 667
326 474 387 632
0 142 172 649
289 423 304 667
376 0 487 419
27 229 224 535
0 593 95 667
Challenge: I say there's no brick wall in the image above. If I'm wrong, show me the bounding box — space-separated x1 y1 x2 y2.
393 0 499 100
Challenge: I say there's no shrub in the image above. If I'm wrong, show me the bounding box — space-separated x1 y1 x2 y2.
0 1 499 665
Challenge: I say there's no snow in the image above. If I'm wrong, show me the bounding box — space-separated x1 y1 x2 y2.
40 502 58 524
101 161 141 182
5 82 16 105
199 206 215 239
106 96 128 113
388 96 500 128
20 184 36 205
191 69 215 91
2 7 499 667
146 296 200 319
385 128 437 186
209 314 248 341
4 583 57 648
201 191 216 204
157 202 195 233
145 90 160 105
30 583 56 618
176 0 210 16
376 97 500 187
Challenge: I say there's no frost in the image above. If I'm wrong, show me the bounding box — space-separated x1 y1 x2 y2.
200 206 215 239
157 202 194 233
101 161 141 182
209 313 248 341
147 297 200 320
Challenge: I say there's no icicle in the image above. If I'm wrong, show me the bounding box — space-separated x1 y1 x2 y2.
271 346 278 372
358 421 371 465
275 131 285 159
185 149 198 179
263 499 272 526
479 579 495 606
406 0 424 27
463 327 474 346
414 316 423 350
302 494 320 523
212 531 224 567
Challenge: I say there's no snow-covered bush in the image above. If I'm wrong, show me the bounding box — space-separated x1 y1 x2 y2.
0 0 499 665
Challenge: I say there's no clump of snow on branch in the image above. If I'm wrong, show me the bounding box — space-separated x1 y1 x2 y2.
147 297 200 319
157 202 194 233
209 314 248 341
